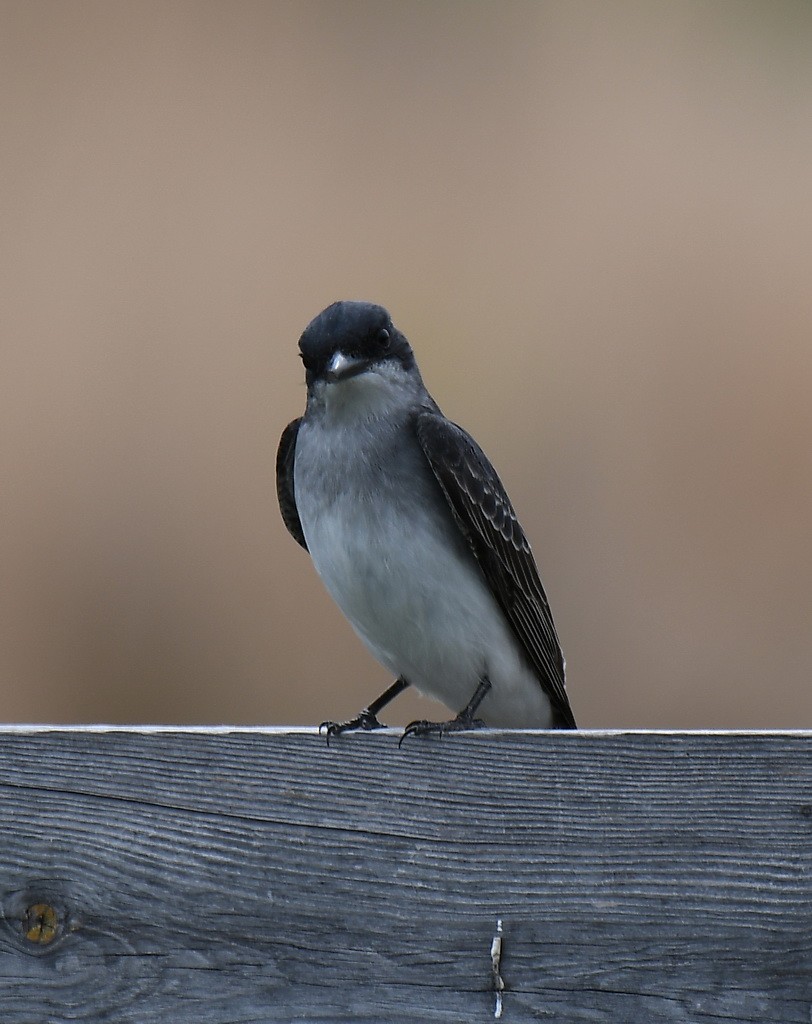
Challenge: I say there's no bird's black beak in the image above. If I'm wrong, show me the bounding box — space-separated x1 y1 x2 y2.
324 351 372 383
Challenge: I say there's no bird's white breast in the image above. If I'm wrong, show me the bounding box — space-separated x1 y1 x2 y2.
293 373 554 726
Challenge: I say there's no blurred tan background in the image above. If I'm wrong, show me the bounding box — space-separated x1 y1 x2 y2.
1 1 810 728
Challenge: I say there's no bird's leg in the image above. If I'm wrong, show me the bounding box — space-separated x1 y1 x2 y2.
400 676 492 746
320 676 410 743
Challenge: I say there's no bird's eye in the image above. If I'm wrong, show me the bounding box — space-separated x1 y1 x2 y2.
378 328 391 349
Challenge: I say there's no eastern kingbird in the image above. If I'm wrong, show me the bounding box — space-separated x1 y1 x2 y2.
277 301 576 739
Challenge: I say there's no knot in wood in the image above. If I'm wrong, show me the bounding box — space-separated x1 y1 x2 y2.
24 903 60 945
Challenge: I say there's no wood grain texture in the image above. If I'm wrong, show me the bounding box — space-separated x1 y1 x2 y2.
0 729 808 1022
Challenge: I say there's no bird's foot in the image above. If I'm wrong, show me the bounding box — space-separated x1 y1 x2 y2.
319 708 387 745
399 712 487 748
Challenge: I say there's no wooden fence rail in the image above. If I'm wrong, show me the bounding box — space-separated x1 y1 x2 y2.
0 727 809 1022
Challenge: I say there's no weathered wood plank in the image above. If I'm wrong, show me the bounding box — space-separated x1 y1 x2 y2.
0 728 808 1022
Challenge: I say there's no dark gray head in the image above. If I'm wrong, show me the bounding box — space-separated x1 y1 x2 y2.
298 301 416 389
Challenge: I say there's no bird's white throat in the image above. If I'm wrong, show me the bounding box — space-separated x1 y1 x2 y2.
313 363 419 427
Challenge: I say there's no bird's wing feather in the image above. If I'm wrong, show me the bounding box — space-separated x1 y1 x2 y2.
276 418 308 551
414 411 575 727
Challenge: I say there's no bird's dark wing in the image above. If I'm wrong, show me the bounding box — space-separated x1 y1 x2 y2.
414 411 575 728
276 418 308 551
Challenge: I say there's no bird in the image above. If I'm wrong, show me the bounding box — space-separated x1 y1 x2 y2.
276 300 576 740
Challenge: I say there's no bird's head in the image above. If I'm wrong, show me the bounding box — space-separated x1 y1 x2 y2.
298 302 419 403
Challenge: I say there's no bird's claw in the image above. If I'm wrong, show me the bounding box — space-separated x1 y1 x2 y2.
399 714 487 748
319 708 387 744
